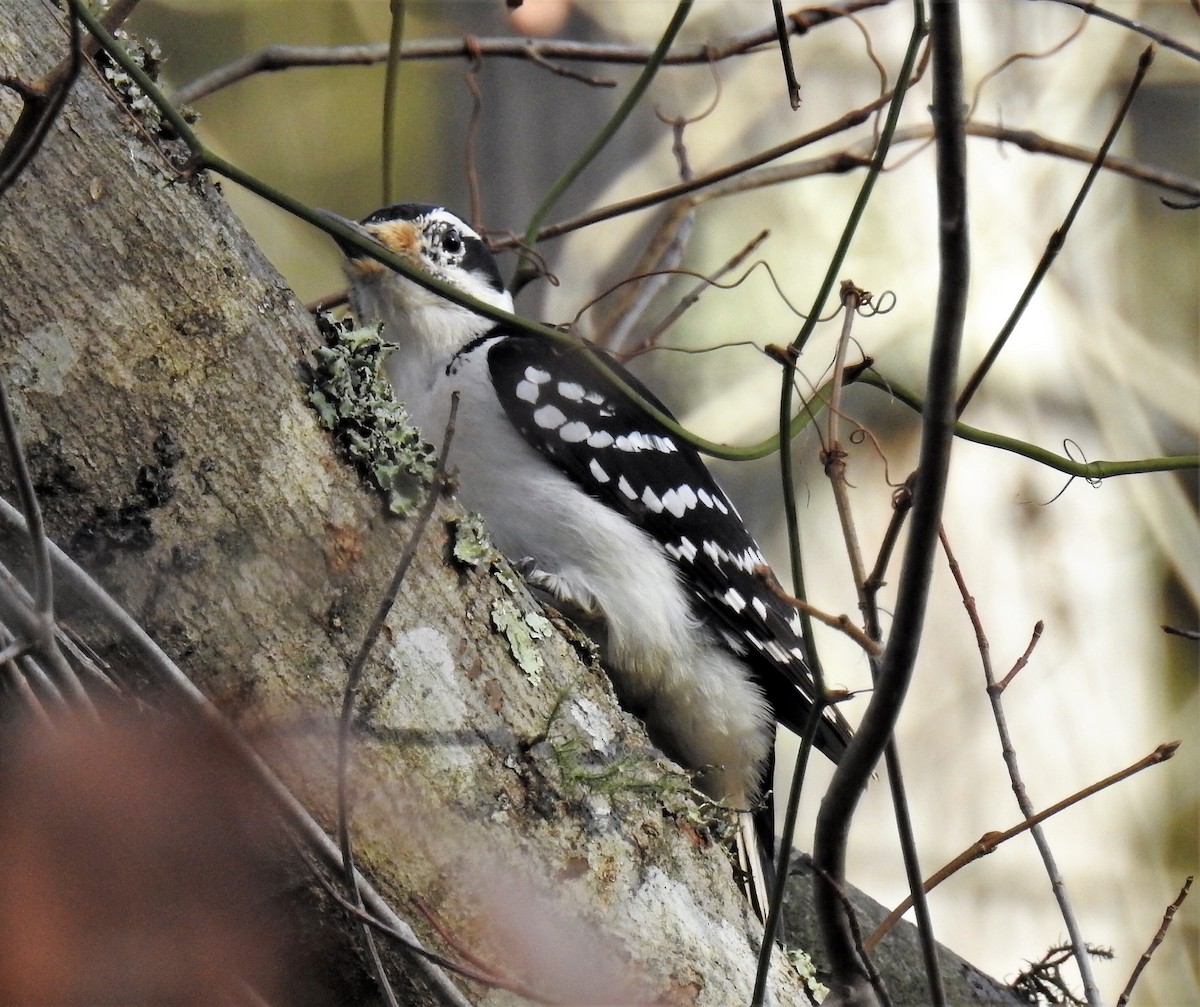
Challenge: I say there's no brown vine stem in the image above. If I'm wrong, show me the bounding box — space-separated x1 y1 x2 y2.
1115 875 1194 1007
1035 0 1200 62
813 0 961 1001
173 0 892 103
938 527 1101 1006
865 740 1180 950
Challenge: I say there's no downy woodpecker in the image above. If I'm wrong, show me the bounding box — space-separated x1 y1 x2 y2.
325 203 852 908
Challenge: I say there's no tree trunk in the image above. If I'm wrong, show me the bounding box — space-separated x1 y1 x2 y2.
0 5 1026 1005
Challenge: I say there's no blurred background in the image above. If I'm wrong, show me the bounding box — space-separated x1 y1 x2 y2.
127 1 1199 1002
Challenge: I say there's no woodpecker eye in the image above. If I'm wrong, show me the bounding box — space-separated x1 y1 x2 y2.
441 231 463 255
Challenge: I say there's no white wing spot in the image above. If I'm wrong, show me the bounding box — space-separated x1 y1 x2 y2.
617 475 637 500
660 488 689 518
585 391 606 405
697 489 713 508
765 639 790 664
675 536 698 563
641 486 664 513
788 612 804 636
586 430 614 449
713 496 729 515
752 597 768 621
733 548 762 573
515 380 539 403
724 587 747 613
525 366 551 384
557 381 586 401
534 404 566 429
703 540 727 565
661 485 697 518
589 458 610 483
559 421 591 442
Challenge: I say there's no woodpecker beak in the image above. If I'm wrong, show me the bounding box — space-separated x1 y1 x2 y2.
317 209 381 260
317 209 423 280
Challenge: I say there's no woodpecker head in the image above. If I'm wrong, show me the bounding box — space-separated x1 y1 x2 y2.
324 203 514 352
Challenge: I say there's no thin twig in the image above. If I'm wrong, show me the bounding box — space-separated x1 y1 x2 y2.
798 854 894 1007
938 527 1102 1007
500 84 905 253
1115 875 1194 1007
824 285 871 602
997 620 1043 691
772 0 803 109
595 71 730 348
635 228 770 352
866 740 1180 948
821 286 946 1002
172 1 892 104
463 48 484 233
956 46 1155 416
380 0 406 205
0 379 52 624
686 119 1200 213
513 0 695 292
1036 0 1200 63
0 0 81 198
863 477 914 598
1162 624 1200 641
814 0 966 999
336 396 459 1007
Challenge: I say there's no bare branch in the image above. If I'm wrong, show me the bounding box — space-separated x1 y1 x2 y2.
1035 0 1200 62
938 528 1103 1006
866 741 1180 949
1116 876 1195 1007
956 46 1155 416
173 1 894 104
814 0 967 1000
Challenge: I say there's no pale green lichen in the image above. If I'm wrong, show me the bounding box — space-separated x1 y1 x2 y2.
550 736 690 801
449 513 496 568
490 598 553 686
308 314 436 517
96 25 166 133
785 948 830 1004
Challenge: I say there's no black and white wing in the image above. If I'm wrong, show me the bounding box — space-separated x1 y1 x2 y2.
486 330 852 760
